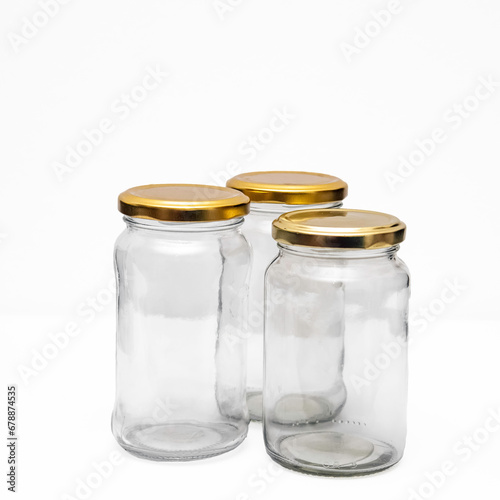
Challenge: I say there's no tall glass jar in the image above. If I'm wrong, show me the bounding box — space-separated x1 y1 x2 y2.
264 209 409 476
112 184 251 461
227 171 348 421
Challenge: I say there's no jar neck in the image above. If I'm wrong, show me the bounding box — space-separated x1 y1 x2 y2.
124 216 244 233
278 243 400 260
249 201 343 215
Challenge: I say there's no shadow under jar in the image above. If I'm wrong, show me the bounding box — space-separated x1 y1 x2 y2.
112 184 251 461
226 171 348 421
264 209 410 476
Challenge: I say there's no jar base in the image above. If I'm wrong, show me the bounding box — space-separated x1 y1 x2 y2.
271 393 345 425
247 391 263 421
249 392 345 424
116 422 247 461
267 431 401 477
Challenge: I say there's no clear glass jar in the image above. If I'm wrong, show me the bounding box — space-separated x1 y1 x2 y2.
112 184 251 461
227 171 348 421
264 209 409 476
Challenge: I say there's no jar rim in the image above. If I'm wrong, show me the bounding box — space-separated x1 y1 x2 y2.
123 215 244 232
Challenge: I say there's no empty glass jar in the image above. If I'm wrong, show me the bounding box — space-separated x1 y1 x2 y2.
226 171 348 420
264 209 409 476
112 184 251 461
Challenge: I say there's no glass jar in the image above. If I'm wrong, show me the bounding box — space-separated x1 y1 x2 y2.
264 209 409 476
112 184 251 461
226 171 348 421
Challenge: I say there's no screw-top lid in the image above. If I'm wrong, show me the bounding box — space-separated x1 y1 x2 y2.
272 209 406 249
118 184 250 222
226 171 348 205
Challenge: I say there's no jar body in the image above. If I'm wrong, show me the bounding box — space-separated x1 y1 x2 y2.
112 217 251 461
264 245 410 476
243 202 342 421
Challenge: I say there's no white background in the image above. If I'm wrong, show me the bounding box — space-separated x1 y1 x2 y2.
1 0 499 499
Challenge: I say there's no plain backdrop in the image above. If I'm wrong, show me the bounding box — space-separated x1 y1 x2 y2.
1 1 499 499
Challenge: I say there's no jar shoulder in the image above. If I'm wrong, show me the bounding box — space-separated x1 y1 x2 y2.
114 227 250 262
267 251 410 283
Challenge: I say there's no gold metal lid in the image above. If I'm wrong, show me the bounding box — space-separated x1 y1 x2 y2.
118 184 250 222
226 171 348 205
272 209 406 249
